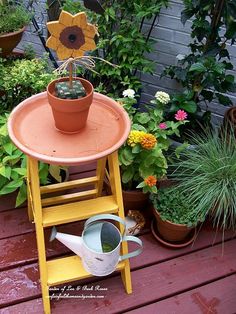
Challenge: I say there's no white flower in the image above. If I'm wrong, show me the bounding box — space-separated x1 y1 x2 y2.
155 91 170 104
122 89 135 98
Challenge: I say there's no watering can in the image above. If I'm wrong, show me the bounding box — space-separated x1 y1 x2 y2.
50 214 143 276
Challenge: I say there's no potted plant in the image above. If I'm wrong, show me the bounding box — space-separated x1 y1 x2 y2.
0 1 31 56
150 187 203 247
170 128 236 233
116 89 188 212
46 10 97 133
0 55 57 112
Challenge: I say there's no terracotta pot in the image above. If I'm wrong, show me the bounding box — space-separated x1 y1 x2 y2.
47 77 93 133
104 177 149 214
122 189 149 212
152 207 193 242
0 27 25 56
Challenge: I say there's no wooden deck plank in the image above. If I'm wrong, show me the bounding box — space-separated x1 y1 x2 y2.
126 274 236 314
3 274 236 314
0 221 85 271
49 240 236 313
0 207 34 240
1 222 235 271
0 239 235 309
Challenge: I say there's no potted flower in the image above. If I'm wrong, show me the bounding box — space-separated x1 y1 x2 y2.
0 1 31 56
46 10 97 133
117 89 188 212
150 187 203 247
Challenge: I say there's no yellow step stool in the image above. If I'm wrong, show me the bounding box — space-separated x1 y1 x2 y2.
8 92 131 314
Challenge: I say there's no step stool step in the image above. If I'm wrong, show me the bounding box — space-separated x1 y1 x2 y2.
47 255 125 286
42 195 118 227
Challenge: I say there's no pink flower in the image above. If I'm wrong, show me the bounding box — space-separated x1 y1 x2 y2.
159 122 167 129
175 110 188 121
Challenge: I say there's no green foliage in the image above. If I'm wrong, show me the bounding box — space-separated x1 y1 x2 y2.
0 4 31 34
63 0 169 96
0 114 67 207
118 91 187 193
0 56 57 112
163 0 236 127
171 129 236 231
150 187 202 226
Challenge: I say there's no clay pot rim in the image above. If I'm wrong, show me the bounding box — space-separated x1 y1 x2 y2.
152 206 193 229
0 26 26 38
151 220 196 248
47 77 93 103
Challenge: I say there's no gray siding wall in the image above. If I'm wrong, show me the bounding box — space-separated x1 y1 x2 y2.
17 0 236 123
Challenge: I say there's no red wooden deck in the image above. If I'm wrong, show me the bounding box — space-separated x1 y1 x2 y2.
0 164 236 314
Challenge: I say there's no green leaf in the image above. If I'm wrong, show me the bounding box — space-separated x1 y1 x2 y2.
136 113 150 124
175 142 189 158
12 168 27 176
136 181 145 188
122 167 135 184
201 90 214 102
189 63 206 73
16 183 27 207
181 9 194 25
0 180 23 195
0 165 11 179
132 145 141 154
180 101 197 113
151 185 158 193
3 142 14 155
217 94 232 106
49 165 62 183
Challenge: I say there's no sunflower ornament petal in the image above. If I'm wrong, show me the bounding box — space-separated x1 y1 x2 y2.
46 10 97 60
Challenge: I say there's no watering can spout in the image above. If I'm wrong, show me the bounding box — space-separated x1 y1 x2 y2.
50 227 83 257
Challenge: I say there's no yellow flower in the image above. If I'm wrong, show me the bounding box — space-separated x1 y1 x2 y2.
46 10 97 60
140 133 157 150
144 176 157 187
127 130 145 147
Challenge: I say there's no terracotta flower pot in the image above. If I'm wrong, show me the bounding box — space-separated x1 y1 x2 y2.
152 207 193 242
47 77 93 133
122 189 149 213
0 27 25 57
104 177 149 214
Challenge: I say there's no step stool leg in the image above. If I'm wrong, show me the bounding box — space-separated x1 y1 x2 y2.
108 152 132 294
29 158 51 314
26 156 34 222
95 157 107 197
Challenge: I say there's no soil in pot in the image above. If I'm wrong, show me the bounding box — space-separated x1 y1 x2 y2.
152 207 194 243
0 27 25 57
47 77 93 133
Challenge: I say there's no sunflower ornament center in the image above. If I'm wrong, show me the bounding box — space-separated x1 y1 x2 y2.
59 26 85 50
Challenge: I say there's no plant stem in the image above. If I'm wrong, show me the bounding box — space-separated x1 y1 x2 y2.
204 0 225 52
69 62 73 88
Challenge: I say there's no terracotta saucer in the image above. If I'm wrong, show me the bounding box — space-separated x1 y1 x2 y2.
151 220 196 249
8 92 130 165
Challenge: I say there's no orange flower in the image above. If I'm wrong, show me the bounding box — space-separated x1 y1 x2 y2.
140 133 157 150
144 176 157 187
46 11 97 60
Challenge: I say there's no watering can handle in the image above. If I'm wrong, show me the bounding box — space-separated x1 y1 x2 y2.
119 236 143 261
84 214 126 235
